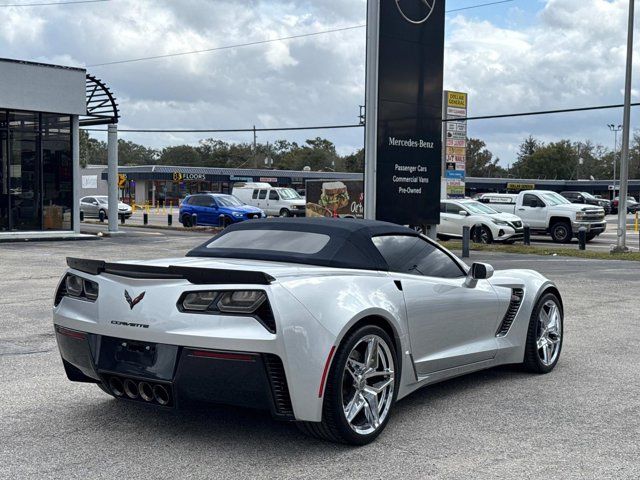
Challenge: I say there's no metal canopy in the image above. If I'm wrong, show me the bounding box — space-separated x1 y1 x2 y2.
80 74 119 126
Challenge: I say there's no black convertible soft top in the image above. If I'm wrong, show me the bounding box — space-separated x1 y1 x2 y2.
186 218 420 271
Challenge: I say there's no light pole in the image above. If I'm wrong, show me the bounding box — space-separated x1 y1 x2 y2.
608 124 622 198
612 0 634 253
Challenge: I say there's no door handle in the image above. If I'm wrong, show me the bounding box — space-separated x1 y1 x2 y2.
518 208 525 211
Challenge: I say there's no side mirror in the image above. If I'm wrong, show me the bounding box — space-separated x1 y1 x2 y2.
465 262 494 288
458 210 468 216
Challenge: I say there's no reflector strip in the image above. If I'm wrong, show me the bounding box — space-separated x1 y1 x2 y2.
318 345 336 398
188 350 256 362
56 326 86 340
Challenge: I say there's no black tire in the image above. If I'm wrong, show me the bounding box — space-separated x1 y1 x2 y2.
471 225 493 244
221 216 231 227
522 292 563 374
182 214 192 227
280 208 291 217
297 325 398 445
550 221 572 243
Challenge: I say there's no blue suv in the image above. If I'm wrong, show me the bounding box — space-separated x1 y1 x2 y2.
180 193 265 227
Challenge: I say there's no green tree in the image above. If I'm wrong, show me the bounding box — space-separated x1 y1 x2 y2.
159 145 202 166
465 138 505 177
79 129 107 167
117 140 158 165
343 148 364 172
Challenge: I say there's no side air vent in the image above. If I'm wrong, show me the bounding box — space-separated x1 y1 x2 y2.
263 354 294 418
496 288 524 337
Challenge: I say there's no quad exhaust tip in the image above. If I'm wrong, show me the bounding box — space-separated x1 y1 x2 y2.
139 382 154 402
153 384 170 406
123 379 139 399
107 376 171 406
109 377 124 397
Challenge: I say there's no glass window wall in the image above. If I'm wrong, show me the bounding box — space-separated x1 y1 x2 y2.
0 110 74 231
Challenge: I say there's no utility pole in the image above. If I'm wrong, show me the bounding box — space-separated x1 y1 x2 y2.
252 125 258 168
613 0 634 253
608 124 622 198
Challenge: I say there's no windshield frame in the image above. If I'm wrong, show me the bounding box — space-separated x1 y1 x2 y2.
460 201 499 215
541 192 571 206
213 194 245 207
277 188 302 200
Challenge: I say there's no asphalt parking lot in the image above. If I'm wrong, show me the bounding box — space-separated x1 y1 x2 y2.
1 229 639 479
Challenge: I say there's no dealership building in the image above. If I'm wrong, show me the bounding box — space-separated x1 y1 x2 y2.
0 59 85 237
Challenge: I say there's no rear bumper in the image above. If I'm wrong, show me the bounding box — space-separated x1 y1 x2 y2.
55 325 294 419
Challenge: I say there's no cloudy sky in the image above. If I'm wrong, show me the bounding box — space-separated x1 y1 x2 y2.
1 0 638 166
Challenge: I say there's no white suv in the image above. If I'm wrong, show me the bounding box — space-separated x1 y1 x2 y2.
439 199 524 244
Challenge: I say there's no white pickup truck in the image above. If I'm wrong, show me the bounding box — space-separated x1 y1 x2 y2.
478 190 606 243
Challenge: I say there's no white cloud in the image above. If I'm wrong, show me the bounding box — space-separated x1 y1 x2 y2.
1 0 638 165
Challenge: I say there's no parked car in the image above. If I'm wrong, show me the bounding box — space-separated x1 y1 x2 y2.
478 190 606 243
612 196 640 214
79 196 132 220
232 183 306 217
439 199 524 244
560 191 611 214
54 218 563 445
179 193 264 227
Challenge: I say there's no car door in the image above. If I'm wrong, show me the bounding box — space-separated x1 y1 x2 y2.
518 193 547 229
438 202 457 236
372 235 503 376
80 197 97 217
268 189 280 215
256 190 268 212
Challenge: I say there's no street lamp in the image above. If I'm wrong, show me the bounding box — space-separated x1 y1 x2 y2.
608 123 622 197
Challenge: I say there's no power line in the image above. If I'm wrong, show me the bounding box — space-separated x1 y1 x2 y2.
86 25 365 67
82 101 640 134
443 102 640 122
447 0 514 13
0 0 108 6
86 0 516 67
82 124 364 133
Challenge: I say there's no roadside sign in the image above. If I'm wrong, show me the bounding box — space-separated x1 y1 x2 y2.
445 170 465 180
442 90 468 200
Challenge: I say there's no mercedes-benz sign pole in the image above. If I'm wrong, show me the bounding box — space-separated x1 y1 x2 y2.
364 0 446 237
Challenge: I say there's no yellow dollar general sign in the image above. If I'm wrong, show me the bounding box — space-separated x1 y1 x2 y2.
173 172 183 182
447 91 467 108
117 173 127 188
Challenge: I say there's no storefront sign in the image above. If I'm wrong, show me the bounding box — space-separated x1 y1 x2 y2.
259 177 278 183
442 90 468 199
173 172 206 182
82 175 98 189
365 0 446 225
507 182 535 191
447 91 468 109
230 176 253 182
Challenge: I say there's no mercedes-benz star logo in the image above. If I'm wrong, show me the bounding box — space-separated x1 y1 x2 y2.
124 290 146 310
395 0 436 25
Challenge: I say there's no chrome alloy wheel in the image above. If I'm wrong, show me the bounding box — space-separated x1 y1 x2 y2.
537 299 562 366
341 335 395 435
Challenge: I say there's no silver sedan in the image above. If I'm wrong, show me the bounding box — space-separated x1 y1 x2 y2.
79 196 132 220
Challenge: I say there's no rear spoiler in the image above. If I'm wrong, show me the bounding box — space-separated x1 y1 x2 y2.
66 257 275 285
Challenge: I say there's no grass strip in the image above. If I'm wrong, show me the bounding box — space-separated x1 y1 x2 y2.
443 241 640 262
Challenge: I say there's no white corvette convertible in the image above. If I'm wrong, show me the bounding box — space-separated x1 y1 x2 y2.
53 218 563 445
